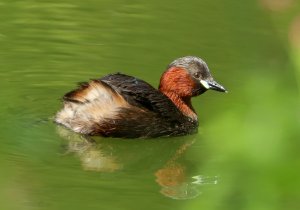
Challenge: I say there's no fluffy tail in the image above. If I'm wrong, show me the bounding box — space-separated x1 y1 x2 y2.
55 80 129 135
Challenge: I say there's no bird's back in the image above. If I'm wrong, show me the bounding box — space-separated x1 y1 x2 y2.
55 73 198 138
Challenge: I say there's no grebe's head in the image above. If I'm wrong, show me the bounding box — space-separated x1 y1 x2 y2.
159 56 226 97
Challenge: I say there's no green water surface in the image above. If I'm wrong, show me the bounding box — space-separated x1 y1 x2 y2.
0 0 300 210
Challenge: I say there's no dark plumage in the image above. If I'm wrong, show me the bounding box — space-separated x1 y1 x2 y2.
55 56 226 138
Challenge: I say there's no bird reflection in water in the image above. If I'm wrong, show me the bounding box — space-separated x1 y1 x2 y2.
56 126 218 199
154 140 218 199
58 127 122 172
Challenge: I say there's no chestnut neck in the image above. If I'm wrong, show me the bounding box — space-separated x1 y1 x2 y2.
159 67 197 120
161 90 197 120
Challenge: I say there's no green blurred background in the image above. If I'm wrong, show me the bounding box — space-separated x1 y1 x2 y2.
0 0 299 209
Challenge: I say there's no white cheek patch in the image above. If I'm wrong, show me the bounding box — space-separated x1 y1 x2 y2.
200 80 210 89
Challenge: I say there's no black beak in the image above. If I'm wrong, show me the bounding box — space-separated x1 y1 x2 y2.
200 80 227 93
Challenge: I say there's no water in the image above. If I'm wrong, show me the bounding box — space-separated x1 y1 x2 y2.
1 0 300 210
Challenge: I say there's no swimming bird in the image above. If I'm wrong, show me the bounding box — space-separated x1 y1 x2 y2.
55 56 226 138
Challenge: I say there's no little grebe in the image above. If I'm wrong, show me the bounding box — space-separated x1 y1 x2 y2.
55 56 226 138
